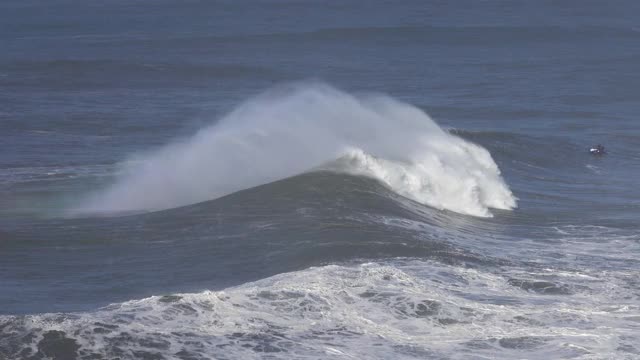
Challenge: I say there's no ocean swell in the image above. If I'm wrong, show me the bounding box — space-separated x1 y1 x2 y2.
74 83 516 217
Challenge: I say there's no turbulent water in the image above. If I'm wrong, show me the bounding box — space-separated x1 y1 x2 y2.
2 1 640 359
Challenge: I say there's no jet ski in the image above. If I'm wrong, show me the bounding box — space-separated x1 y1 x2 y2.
589 144 606 155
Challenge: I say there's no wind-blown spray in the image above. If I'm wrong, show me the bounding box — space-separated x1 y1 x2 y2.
75 83 516 217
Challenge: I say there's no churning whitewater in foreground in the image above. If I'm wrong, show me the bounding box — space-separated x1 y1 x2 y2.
75 83 515 217
3 254 639 360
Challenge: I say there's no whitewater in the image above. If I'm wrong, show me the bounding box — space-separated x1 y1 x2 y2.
75 83 516 217
3 1 640 359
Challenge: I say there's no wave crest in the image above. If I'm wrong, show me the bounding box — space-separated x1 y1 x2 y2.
332 148 515 217
74 83 516 217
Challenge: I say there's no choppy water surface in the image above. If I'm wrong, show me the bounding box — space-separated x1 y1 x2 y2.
1 1 640 359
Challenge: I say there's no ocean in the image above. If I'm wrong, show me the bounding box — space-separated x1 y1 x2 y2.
1 0 640 359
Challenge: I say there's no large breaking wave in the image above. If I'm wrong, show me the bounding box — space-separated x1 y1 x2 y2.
75 83 516 217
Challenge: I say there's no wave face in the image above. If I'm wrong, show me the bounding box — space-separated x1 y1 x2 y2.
75 83 515 217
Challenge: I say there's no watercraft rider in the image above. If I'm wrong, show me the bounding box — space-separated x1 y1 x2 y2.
589 144 606 155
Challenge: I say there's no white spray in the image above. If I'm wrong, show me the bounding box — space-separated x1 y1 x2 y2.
75 83 516 217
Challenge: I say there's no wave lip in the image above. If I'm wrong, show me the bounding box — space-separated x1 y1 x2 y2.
331 145 514 217
73 82 516 217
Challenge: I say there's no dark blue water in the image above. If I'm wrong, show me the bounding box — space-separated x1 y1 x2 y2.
1 1 640 359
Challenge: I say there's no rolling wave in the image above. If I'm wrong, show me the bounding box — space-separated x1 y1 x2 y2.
1 170 494 314
133 24 640 48
73 83 516 217
1 60 278 89
274 24 639 45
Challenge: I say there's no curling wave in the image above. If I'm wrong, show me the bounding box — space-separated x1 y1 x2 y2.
74 83 516 217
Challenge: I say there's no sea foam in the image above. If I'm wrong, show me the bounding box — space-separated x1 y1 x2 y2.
1 260 635 359
75 83 516 217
